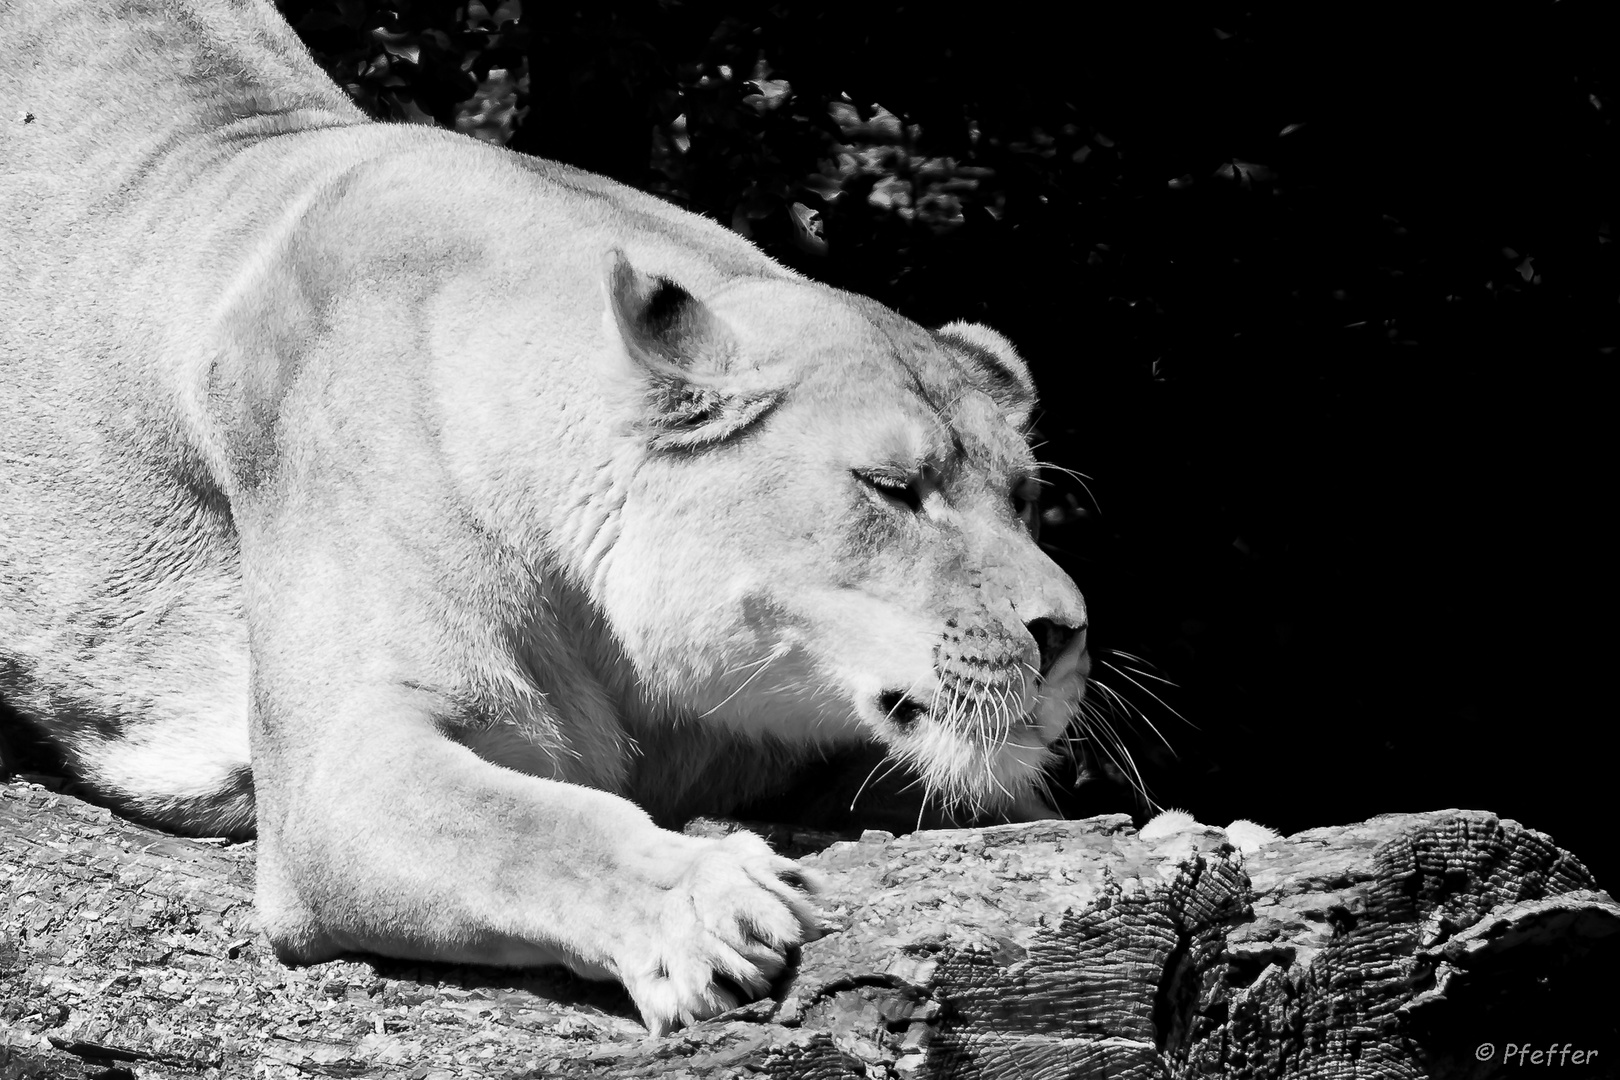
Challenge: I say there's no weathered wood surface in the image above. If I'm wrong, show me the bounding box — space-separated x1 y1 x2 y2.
2 778 1615 1079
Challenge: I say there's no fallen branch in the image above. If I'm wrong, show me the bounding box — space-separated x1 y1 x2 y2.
2 780 1614 1079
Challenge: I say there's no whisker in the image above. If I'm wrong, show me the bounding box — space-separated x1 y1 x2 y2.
700 643 788 718
1033 458 1101 513
893 769 928 799
1088 676 1132 715
1100 688 1174 770
1031 458 1093 485
1110 664 1182 695
993 683 1017 740
1097 648 1156 667
988 767 1018 806
1068 688 1158 808
1091 675 1177 753
1082 720 1154 809
1054 717 1081 767
719 652 777 679
849 754 906 813
1095 651 1179 687
1096 659 1191 736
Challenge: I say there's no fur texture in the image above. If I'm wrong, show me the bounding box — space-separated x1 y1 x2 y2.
0 0 1089 1033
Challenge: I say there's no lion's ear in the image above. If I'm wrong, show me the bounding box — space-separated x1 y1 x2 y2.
602 249 782 452
935 321 1037 429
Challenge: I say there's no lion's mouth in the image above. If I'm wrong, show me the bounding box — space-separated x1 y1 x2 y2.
861 618 1090 816
875 619 1089 736
875 690 929 729
875 687 1050 733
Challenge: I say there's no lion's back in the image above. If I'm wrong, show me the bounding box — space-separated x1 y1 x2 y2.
0 0 365 833
0 0 362 139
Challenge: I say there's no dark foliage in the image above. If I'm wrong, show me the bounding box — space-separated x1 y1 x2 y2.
274 0 1615 882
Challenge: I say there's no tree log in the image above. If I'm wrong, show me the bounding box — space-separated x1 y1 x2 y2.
2 779 1615 1079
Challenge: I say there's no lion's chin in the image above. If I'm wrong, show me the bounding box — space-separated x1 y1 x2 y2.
862 657 1086 822
882 715 1063 822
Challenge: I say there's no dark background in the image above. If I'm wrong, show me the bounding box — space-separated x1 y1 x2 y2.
275 0 1614 882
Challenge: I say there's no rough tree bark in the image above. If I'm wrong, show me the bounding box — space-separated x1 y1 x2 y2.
1 779 1615 1080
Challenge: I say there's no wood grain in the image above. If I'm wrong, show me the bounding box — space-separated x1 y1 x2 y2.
2 781 1614 1079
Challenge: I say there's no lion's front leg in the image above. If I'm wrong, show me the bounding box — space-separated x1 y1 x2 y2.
221 398 818 1034
238 518 817 1036
252 702 815 1035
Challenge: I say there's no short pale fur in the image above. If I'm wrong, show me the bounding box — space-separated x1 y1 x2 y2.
0 0 1089 1033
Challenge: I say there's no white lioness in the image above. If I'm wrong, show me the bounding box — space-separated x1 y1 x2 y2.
0 0 1089 1034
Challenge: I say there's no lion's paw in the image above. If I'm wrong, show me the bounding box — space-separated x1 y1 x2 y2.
622 831 818 1036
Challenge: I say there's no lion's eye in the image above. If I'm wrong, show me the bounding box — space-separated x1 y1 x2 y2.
855 470 923 513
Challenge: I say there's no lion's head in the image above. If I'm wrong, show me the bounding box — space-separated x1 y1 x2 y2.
589 251 1088 819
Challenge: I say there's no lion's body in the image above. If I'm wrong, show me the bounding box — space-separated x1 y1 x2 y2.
0 11 801 832
0 0 1089 1032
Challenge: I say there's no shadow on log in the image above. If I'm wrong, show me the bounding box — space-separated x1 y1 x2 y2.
2 779 1616 1079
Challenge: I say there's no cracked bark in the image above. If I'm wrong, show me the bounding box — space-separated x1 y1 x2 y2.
2 779 1615 1080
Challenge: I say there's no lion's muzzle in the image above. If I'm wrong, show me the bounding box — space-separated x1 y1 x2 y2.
880 616 1089 743
868 614 1089 816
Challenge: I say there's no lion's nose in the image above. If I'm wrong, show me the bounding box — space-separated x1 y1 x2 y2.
1028 618 1087 675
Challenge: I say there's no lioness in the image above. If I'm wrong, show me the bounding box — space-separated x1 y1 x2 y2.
0 0 1089 1033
